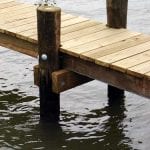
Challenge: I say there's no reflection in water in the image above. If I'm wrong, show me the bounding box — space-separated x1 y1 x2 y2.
102 98 132 150
0 89 133 149
1 0 150 149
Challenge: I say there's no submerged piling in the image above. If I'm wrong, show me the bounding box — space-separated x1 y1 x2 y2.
106 0 128 99
37 6 61 122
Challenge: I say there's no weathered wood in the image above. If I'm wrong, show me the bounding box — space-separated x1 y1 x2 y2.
52 69 92 93
34 65 40 86
0 32 38 57
34 66 92 93
0 0 149 101
62 54 150 99
106 0 128 28
108 86 125 99
37 6 61 122
106 0 128 99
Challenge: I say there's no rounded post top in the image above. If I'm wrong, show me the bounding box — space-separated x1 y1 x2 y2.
37 5 61 13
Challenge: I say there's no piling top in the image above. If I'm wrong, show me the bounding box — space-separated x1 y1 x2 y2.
37 5 61 13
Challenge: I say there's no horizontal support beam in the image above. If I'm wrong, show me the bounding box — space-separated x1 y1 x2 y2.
0 32 38 58
52 69 92 93
61 53 150 99
34 65 92 93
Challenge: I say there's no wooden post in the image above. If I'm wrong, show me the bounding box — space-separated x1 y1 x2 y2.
106 0 128 99
106 0 128 28
37 6 61 122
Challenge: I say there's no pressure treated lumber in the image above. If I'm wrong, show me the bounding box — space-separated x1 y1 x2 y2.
81 34 150 62
62 54 150 98
34 66 92 93
106 0 128 99
0 0 149 100
37 6 61 122
52 70 92 93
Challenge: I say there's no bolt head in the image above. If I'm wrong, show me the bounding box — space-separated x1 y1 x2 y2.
41 54 48 61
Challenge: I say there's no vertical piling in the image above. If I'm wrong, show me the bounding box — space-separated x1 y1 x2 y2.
106 0 128 100
37 6 61 122
106 0 128 28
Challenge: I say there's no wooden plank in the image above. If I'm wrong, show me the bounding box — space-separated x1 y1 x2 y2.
29 34 38 41
7 22 37 34
62 28 126 48
0 0 15 4
61 23 108 42
22 20 98 39
61 20 99 35
27 19 100 40
0 1 19 9
52 69 92 93
30 22 105 42
6 14 76 35
18 28 37 38
61 30 140 57
62 54 150 98
127 61 150 78
146 72 150 80
81 34 150 62
61 14 77 21
0 32 38 57
0 3 33 14
0 12 36 29
61 17 89 28
96 40 150 67
34 66 92 93
1 15 36 30
0 5 36 20
1 6 36 22
111 50 150 72
9 14 75 37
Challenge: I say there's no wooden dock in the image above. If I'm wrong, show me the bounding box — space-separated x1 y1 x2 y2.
0 0 150 121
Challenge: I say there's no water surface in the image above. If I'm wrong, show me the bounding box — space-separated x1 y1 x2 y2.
0 0 150 149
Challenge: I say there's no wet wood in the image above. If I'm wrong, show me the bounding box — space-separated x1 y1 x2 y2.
106 0 128 99
37 6 61 122
34 65 40 86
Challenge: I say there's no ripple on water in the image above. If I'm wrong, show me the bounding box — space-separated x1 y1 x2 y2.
0 0 150 149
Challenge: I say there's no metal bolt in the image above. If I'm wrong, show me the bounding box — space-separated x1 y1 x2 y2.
41 54 48 61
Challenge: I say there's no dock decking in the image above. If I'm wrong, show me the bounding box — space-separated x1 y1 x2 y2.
0 0 150 98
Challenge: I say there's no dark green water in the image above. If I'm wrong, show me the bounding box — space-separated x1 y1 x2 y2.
0 0 150 149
